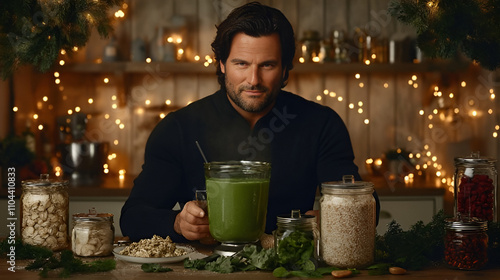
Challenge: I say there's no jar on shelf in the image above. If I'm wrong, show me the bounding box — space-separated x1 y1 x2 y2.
300 30 321 62
320 175 376 268
72 208 115 257
274 209 319 262
444 218 488 270
21 174 69 251
454 152 497 222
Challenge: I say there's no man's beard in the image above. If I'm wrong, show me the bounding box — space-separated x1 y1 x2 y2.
225 80 279 113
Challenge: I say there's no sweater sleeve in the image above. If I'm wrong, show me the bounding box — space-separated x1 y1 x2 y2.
120 114 190 242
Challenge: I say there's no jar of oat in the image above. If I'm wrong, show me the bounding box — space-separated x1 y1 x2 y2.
320 175 375 268
274 209 319 262
21 174 69 251
72 208 115 257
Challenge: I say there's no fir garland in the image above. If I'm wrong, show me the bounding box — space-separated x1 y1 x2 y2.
389 0 500 70
0 0 123 79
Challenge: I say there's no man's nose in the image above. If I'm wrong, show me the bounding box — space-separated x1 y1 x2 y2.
247 65 261 86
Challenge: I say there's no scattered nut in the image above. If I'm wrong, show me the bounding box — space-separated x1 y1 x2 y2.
389 267 407 275
331 270 352 278
119 235 187 258
260 233 274 249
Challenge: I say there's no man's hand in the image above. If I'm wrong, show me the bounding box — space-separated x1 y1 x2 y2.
174 201 216 244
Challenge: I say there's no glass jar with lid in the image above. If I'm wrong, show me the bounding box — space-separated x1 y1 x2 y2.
320 175 376 268
454 152 497 222
72 208 115 257
444 218 488 270
274 209 319 263
300 30 321 62
21 174 69 251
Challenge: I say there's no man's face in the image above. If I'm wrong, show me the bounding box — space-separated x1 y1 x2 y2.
221 33 284 114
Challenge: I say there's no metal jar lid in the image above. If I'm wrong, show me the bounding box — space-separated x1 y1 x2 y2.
321 175 374 194
277 209 316 226
73 208 113 222
454 152 496 166
445 218 488 231
22 174 68 188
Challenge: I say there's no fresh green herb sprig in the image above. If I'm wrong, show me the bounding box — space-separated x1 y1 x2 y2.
184 243 339 278
0 238 52 260
25 250 116 278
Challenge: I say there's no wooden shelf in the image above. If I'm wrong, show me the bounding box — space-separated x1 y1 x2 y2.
56 60 470 75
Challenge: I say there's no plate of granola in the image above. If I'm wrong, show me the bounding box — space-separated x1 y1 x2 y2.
113 235 195 263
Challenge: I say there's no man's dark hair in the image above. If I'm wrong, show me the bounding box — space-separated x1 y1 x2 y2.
211 1 296 89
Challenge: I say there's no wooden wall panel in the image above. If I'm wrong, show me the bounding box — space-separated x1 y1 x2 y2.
369 73 396 159
16 0 493 181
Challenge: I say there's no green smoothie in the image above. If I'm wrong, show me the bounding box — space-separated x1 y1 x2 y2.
206 178 269 243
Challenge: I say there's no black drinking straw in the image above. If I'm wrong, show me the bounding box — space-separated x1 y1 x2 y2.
195 141 208 163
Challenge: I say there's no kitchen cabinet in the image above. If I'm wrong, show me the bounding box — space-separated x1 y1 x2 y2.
377 195 443 235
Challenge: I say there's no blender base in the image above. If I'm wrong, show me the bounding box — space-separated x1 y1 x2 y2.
214 241 259 257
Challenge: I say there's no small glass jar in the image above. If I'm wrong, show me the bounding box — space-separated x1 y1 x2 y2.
444 219 488 270
274 210 319 262
320 175 376 268
21 174 69 251
454 152 497 222
300 30 321 62
72 209 115 257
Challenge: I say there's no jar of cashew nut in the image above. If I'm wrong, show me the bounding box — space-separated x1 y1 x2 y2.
72 209 115 257
21 174 69 251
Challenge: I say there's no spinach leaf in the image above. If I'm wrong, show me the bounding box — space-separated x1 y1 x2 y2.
141 263 173 273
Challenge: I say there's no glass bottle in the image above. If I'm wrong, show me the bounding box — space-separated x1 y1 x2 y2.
454 152 497 222
72 208 115 257
274 209 319 262
444 218 488 270
320 175 376 268
21 174 69 251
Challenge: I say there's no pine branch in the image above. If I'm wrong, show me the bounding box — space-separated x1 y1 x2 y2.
0 0 124 79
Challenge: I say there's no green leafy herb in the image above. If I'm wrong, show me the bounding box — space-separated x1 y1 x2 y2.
0 238 52 260
366 263 391 275
374 210 448 270
276 230 316 271
273 266 359 279
25 250 116 278
240 244 277 270
141 263 173 273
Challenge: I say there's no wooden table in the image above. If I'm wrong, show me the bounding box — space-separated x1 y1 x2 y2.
2 242 499 280
2 259 500 280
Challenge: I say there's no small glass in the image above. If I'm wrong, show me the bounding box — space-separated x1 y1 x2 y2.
444 218 488 270
72 208 115 257
275 210 319 262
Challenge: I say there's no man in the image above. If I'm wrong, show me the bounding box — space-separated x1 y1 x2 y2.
120 2 380 243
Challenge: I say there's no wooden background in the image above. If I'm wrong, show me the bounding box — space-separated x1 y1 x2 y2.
3 0 499 191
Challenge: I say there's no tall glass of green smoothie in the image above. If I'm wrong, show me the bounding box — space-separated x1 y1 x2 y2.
205 161 271 252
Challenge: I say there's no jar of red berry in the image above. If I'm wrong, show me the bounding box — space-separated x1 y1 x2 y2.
454 152 497 222
444 218 488 270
